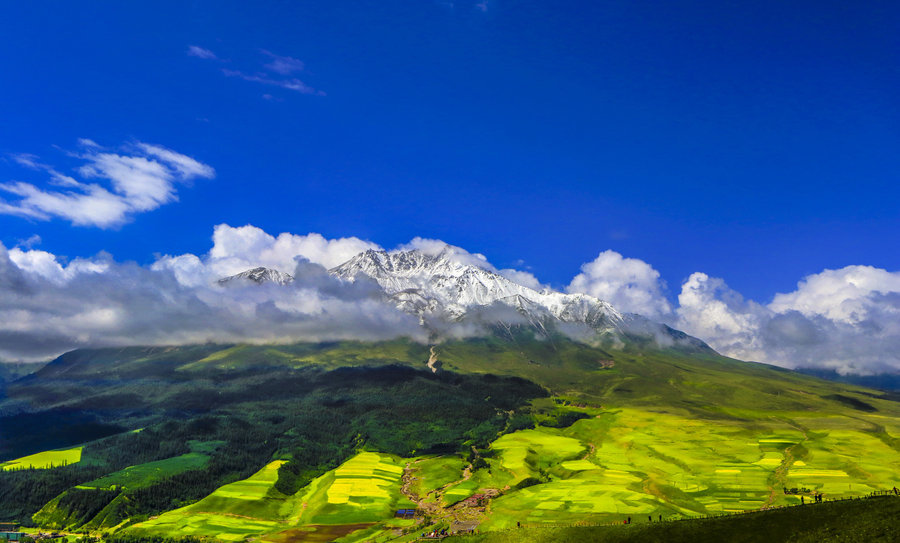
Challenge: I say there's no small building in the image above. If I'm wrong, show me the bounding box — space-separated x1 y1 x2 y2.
0 532 26 542
394 508 418 519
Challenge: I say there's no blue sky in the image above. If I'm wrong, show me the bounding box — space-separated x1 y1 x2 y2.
1 2 899 371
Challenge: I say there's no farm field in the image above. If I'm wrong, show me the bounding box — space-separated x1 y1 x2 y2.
292 452 410 526
128 452 412 542
411 406 900 530
129 460 289 541
0 447 82 471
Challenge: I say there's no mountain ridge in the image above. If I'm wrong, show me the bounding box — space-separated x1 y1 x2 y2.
214 248 712 352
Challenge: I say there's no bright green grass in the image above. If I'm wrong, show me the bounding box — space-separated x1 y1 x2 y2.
0 447 82 471
78 452 209 490
130 460 288 540
491 429 585 484
409 456 467 497
449 496 900 543
477 405 900 528
130 453 409 542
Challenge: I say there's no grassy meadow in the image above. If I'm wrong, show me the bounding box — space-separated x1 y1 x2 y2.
79 452 209 490
0 447 82 471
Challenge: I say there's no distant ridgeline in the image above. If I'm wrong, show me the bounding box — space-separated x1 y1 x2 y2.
0 336 898 542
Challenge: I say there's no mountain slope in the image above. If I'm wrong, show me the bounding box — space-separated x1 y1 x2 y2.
218 266 295 285
327 248 709 352
329 249 622 326
1 338 898 537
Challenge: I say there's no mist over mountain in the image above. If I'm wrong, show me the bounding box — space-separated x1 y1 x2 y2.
1 223 898 377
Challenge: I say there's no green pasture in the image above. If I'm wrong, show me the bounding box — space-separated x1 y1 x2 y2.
129 460 288 539
1 447 82 471
79 452 209 490
409 456 467 498
491 429 585 484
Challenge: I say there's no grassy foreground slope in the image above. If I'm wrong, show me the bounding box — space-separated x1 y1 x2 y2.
129 452 412 542
448 495 900 543
129 460 289 540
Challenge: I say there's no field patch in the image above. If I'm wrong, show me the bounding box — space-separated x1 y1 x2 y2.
129 460 288 540
492 430 585 483
1 447 82 471
298 452 407 526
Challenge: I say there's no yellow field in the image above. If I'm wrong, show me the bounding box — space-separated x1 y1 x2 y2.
298 452 408 525
1 447 82 471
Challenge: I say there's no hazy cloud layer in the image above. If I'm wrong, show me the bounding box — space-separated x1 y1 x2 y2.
1 223 897 375
0 236 422 362
1 141 213 228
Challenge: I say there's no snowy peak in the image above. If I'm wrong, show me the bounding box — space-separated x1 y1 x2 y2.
218 267 295 286
329 248 624 331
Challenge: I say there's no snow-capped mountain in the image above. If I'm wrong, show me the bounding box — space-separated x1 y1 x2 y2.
329 248 625 333
219 249 710 350
218 267 295 286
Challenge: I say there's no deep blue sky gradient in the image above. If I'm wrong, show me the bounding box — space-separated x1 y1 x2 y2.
1 1 897 302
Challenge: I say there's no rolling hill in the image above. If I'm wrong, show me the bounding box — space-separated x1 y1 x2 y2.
0 334 897 541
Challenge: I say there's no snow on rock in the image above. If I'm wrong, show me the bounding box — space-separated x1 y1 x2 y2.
218 267 295 286
328 248 624 332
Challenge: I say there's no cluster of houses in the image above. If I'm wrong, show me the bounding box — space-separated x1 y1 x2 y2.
0 524 66 542
0 524 24 542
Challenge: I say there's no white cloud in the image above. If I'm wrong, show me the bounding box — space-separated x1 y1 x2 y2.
221 69 325 96
187 45 218 60
8 247 108 285
497 268 545 290
768 265 900 324
566 250 672 317
261 50 305 75
674 268 900 375
3 219 897 377
0 141 214 228
0 231 422 362
674 272 768 363
188 44 324 97
153 224 381 287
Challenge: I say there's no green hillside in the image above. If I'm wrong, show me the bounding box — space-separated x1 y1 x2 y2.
0 336 897 540
447 494 900 543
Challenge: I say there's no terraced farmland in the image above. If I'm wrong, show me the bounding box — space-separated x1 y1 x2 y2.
130 460 288 541
296 452 410 526
128 452 411 542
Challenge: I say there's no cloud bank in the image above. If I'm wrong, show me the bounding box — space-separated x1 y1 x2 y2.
0 226 422 362
565 253 900 375
1 141 214 228
1 223 897 376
